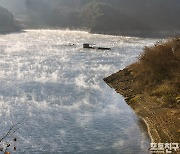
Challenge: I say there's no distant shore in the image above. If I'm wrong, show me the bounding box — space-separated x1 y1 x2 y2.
90 30 180 38
0 26 23 35
104 67 180 143
7 26 179 39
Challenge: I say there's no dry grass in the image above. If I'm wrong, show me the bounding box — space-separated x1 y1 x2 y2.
129 37 180 107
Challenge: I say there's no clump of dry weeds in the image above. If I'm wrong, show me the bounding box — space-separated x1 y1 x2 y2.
130 37 180 107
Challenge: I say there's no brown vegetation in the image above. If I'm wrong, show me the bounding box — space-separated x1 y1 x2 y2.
104 37 180 143
129 38 180 107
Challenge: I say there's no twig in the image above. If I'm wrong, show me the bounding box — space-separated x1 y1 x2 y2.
0 123 19 142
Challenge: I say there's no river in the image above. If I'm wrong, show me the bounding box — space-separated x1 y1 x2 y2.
0 30 156 153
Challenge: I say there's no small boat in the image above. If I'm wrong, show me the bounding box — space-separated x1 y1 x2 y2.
83 43 93 48
97 47 111 50
83 43 111 50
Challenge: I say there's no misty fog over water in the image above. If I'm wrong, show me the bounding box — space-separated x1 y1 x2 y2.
0 0 179 153
0 30 157 153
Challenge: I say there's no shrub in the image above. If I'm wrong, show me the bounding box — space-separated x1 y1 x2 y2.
129 37 180 106
137 38 180 84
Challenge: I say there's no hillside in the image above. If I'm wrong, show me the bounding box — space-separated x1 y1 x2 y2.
0 0 180 37
104 38 180 142
0 5 19 33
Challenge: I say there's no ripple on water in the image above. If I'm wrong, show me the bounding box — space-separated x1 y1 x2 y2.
0 30 157 153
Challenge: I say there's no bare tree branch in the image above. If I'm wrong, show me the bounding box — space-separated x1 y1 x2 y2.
0 123 19 142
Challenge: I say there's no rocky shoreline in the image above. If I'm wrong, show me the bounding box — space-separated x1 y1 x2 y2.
104 67 180 143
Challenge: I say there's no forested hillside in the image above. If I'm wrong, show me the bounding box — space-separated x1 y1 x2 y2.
0 5 14 30
1 0 180 36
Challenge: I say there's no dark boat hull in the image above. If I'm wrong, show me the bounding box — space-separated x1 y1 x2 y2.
83 46 111 50
83 43 111 50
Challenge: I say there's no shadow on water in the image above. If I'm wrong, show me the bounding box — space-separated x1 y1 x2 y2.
138 118 150 139
138 117 151 151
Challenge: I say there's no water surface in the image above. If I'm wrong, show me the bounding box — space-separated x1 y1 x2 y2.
0 30 156 153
